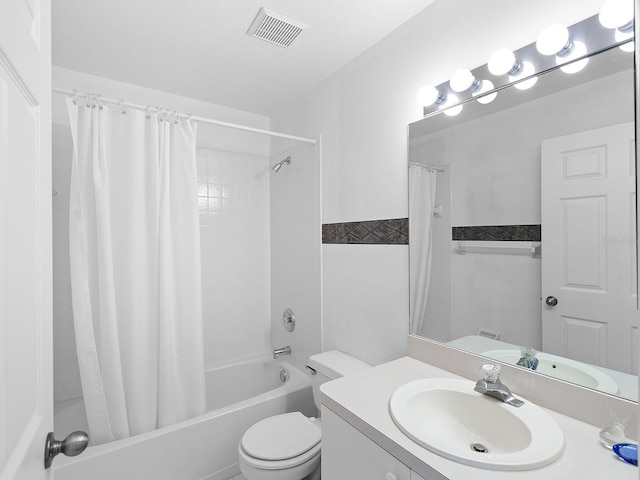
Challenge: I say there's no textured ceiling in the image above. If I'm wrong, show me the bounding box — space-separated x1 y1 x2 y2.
52 0 435 116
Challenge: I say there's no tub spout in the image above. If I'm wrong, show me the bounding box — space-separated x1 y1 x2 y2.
273 346 291 359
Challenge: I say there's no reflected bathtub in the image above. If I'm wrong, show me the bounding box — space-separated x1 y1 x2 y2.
54 358 314 480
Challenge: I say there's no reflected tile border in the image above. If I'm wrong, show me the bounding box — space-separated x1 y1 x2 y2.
452 224 541 241
322 218 408 245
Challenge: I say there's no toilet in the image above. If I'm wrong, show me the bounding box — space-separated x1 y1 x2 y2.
238 350 370 480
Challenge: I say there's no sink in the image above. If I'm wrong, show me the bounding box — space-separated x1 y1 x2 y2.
481 349 619 395
389 378 564 470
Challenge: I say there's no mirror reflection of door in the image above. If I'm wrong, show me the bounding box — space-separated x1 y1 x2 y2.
541 123 638 374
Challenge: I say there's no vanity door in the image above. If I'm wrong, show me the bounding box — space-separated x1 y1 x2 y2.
321 406 410 480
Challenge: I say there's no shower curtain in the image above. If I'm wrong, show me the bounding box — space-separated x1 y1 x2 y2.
67 99 206 445
409 164 438 336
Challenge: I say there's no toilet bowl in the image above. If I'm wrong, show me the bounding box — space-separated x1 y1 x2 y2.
238 350 370 480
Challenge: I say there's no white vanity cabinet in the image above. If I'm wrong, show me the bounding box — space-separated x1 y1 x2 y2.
322 406 413 480
410 473 427 480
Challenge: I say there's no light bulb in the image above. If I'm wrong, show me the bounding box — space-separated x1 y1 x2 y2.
473 80 497 104
616 29 635 52
450 69 477 93
416 85 442 107
440 94 463 117
488 48 519 76
536 24 571 55
559 41 589 74
510 62 538 90
599 0 634 29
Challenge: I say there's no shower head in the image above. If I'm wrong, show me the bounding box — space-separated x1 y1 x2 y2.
272 156 291 173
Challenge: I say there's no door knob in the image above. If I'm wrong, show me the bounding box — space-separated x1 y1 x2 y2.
44 431 89 468
545 296 558 306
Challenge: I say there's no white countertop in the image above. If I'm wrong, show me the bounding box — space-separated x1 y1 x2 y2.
320 356 637 480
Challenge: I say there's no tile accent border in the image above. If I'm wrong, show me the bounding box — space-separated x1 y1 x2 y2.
452 224 541 242
322 218 408 245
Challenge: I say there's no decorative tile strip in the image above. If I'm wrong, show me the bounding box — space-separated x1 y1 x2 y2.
322 218 408 245
452 224 541 242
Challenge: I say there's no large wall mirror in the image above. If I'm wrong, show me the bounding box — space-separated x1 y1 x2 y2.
408 14 638 401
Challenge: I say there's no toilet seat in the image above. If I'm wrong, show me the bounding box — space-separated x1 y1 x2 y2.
240 412 321 469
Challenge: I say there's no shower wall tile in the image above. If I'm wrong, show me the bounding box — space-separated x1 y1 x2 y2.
270 144 322 375
322 218 408 245
198 148 272 369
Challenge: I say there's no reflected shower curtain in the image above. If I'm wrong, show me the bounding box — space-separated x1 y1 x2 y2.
67 99 206 445
409 164 437 336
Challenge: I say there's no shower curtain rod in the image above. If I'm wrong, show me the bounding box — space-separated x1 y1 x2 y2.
52 87 317 145
409 162 446 172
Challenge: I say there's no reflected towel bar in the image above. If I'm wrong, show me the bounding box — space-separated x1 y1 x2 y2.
455 241 541 257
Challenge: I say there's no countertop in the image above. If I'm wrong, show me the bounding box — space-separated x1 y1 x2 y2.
320 356 637 480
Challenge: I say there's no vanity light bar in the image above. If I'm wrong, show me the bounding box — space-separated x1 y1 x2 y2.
418 12 634 118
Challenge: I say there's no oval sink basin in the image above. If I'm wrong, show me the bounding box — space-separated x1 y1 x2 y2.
389 378 564 470
481 349 618 395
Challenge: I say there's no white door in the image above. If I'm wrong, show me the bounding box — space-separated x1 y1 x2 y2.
541 123 638 374
0 0 53 479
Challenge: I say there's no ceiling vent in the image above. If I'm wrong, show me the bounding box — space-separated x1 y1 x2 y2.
247 7 308 48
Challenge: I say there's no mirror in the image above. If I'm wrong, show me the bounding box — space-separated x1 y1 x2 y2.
408 24 637 401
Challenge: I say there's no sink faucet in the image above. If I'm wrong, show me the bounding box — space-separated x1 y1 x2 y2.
474 363 524 407
273 346 291 359
516 347 539 370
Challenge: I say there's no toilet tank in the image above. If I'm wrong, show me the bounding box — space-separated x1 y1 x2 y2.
306 350 370 410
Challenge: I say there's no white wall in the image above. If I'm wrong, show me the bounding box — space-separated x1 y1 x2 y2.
52 68 272 402
269 0 605 366
269 139 322 373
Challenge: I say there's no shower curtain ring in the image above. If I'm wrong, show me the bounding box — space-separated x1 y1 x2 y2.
146 106 151 120
120 100 126 115
72 89 79 106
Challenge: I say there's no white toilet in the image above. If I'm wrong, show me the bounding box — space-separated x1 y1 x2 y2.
238 350 370 480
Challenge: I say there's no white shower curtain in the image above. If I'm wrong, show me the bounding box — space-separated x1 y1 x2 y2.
409 164 438 336
67 99 206 445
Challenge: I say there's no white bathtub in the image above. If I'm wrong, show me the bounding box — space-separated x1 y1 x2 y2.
54 358 314 480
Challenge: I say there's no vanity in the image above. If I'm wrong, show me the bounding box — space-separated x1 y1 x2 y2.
321 6 640 478
320 347 636 479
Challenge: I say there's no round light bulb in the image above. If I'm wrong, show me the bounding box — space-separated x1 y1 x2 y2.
440 94 463 116
473 80 497 104
616 29 635 52
559 41 589 74
416 85 440 106
599 0 634 29
536 24 570 55
450 69 476 93
488 48 517 76
510 62 538 90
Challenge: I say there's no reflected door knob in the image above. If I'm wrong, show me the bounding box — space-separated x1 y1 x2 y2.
545 296 558 306
44 431 89 468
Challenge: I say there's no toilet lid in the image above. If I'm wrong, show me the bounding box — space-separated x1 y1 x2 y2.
241 412 321 461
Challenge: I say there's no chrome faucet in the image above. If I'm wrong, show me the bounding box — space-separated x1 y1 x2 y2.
474 363 524 407
516 346 539 370
273 346 291 359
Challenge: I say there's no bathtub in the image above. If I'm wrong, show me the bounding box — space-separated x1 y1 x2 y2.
54 358 314 480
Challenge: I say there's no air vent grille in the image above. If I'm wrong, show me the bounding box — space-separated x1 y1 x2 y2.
248 8 308 48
